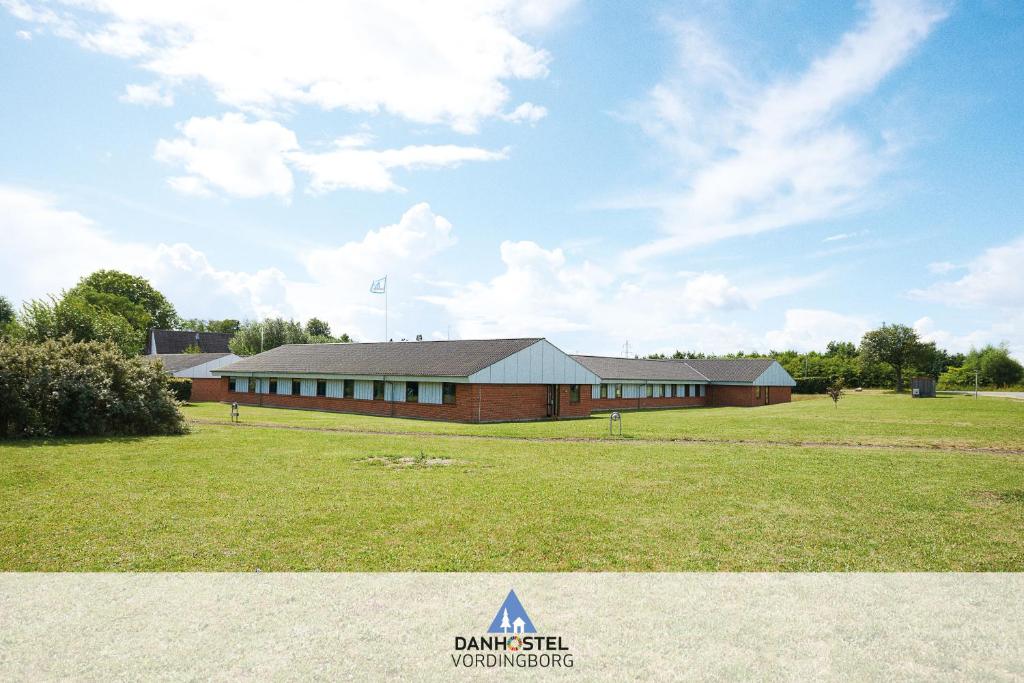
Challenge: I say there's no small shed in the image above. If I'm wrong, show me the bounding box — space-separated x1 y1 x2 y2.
910 376 936 398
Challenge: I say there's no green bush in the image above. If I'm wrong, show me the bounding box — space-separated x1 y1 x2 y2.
794 376 829 394
0 337 187 439
168 377 192 402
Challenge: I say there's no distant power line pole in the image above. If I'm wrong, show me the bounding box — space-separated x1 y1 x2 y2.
622 340 631 358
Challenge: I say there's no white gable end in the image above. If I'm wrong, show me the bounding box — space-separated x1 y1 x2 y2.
468 339 599 384
753 361 797 387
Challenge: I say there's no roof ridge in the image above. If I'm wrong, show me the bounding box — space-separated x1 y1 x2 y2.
279 337 544 347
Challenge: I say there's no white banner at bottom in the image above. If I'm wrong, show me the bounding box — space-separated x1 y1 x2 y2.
1 573 1022 681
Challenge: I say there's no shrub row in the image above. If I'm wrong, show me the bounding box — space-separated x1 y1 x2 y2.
0 337 187 438
794 376 830 394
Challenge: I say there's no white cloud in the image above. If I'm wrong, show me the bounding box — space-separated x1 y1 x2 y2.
0 184 461 340
5 0 577 132
120 82 174 107
15 29 31 40
678 273 746 313
913 316 993 353
625 0 948 262
763 309 871 352
1 183 865 355
910 235 1024 308
0 184 291 319
155 114 298 198
290 139 508 194
423 237 825 347
823 230 868 243
155 114 507 197
926 261 959 274
501 102 548 124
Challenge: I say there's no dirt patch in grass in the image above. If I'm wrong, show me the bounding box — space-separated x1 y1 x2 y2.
361 454 458 469
971 490 1024 507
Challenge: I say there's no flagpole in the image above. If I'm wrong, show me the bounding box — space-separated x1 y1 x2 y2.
385 285 388 342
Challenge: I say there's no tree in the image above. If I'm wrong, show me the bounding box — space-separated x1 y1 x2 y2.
0 296 16 339
305 317 332 338
825 341 857 358
72 270 178 330
229 318 309 356
826 378 845 408
0 296 14 326
207 319 241 335
179 318 241 334
859 324 926 392
18 293 143 356
974 345 1024 387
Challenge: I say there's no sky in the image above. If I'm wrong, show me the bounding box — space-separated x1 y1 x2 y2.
1 0 1022 357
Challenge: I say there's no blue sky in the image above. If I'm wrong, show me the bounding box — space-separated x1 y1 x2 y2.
2 0 1022 357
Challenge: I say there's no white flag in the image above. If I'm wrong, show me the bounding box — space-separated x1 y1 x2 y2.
370 276 387 294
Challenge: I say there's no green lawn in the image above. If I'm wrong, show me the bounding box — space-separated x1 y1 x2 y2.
184 391 1024 450
2 393 1023 571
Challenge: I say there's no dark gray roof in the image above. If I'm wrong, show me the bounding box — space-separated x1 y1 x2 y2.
216 338 543 377
145 329 232 355
571 355 709 382
683 358 777 382
145 353 233 373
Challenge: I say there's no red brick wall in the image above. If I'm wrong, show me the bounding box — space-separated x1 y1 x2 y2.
707 385 758 407
558 384 591 418
590 396 706 411
708 385 792 407
204 377 789 418
190 378 228 402
219 380 578 423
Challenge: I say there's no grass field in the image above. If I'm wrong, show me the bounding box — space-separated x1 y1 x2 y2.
184 391 1024 450
1 393 1023 571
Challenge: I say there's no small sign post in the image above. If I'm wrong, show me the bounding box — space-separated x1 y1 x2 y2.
609 411 622 436
230 402 239 423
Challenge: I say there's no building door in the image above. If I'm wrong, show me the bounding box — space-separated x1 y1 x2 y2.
764 387 770 405
546 385 560 418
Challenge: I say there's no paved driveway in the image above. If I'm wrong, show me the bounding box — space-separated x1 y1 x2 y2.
940 391 1024 400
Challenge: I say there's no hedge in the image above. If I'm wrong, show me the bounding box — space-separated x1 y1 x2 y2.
794 376 830 394
0 337 187 438
168 377 192 402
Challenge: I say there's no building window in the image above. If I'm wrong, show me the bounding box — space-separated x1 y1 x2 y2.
292 379 301 396
373 380 385 400
248 378 257 393
316 380 327 397
667 384 675 398
682 384 689 397
646 384 654 398
600 384 608 399
569 384 580 403
228 377 236 392
755 386 761 398
615 384 623 399
343 379 354 399
406 381 419 403
269 379 278 394
441 382 457 404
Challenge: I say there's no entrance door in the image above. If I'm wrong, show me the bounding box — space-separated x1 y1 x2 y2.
546 385 560 418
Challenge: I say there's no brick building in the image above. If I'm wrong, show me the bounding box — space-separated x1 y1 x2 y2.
201 338 795 422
